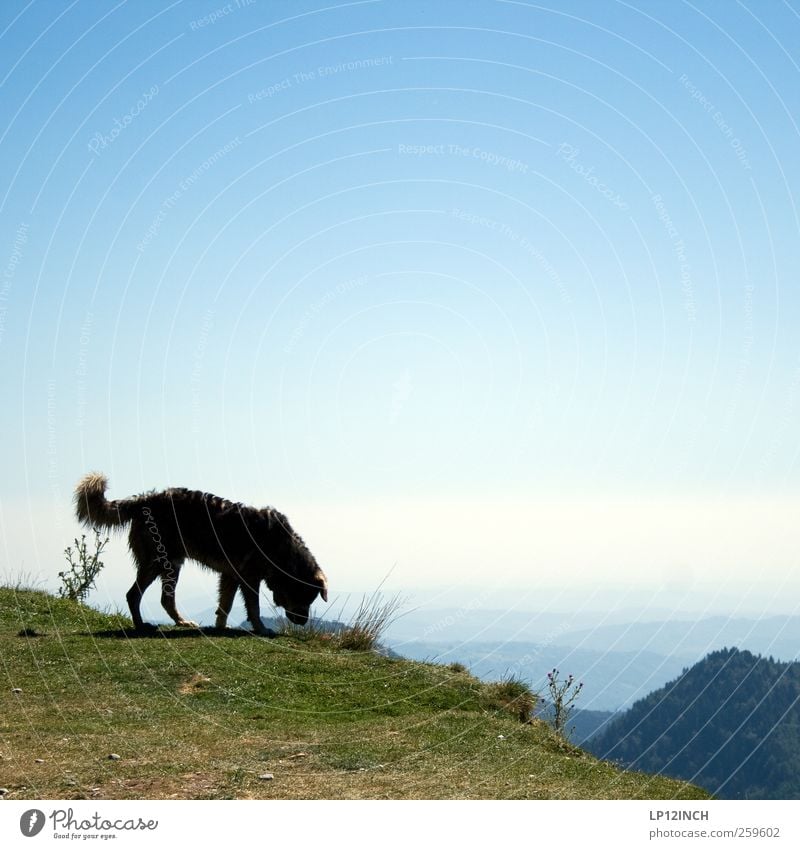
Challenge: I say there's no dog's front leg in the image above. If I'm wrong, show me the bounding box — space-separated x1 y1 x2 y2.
240 575 271 636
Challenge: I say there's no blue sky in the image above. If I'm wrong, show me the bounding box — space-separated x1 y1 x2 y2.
2 0 800 615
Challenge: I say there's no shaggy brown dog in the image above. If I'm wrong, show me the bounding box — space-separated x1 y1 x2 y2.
74 472 328 634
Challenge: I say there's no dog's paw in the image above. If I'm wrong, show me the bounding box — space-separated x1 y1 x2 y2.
129 622 159 637
177 619 200 628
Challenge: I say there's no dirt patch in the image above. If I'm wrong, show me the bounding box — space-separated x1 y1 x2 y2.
178 674 212 695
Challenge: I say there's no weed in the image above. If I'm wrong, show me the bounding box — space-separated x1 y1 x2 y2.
546 668 584 734
58 528 109 603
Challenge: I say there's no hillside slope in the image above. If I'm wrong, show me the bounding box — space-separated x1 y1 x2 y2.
587 648 800 799
0 588 708 800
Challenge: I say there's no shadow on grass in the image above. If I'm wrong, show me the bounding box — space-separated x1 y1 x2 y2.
85 626 278 640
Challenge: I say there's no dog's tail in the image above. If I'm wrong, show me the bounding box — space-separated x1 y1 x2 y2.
74 472 130 529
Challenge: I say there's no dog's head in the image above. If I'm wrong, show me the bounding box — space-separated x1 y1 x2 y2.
273 571 328 625
267 511 328 626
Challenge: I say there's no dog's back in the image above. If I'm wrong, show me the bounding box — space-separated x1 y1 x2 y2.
127 487 283 577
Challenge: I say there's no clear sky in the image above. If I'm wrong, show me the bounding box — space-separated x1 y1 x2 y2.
1 0 800 617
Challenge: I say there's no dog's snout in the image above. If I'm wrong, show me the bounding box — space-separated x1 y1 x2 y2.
286 609 309 626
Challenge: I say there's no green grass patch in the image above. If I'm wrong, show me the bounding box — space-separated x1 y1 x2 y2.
0 587 710 800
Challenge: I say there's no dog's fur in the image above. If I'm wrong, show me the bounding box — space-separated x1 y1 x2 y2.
74 472 328 634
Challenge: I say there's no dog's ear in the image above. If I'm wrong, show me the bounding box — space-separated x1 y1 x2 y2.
315 568 328 602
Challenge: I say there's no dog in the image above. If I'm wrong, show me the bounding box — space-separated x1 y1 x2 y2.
74 472 328 635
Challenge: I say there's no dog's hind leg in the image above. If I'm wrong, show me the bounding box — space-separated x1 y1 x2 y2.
215 573 239 629
160 559 198 627
127 522 167 631
126 565 159 631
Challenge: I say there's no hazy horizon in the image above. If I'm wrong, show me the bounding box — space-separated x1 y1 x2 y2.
4 491 800 622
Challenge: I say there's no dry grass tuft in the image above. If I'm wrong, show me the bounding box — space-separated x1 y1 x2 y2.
337 592 405 651
482 674 538 723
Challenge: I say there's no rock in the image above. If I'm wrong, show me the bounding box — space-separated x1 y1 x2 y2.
258 773 274 781
497 735 505 739
108 753 121 761
11 688 22 694
0 788 8 796
35 758 44 764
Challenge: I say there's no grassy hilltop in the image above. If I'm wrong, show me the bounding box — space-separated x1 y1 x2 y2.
0 587 709 800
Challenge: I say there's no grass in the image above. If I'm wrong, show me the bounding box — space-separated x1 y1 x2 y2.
0 586 711 800
337 591 405 651
482 674 538 723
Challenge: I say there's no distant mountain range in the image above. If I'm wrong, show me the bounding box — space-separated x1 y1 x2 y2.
586 648 800 799
384 606 703 644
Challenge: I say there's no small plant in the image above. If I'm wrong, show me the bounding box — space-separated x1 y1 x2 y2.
59 528 109 603
337 591 405 651
546 668 584 734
